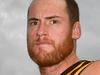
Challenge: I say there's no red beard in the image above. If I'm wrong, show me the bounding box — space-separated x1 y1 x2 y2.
27 36 74 67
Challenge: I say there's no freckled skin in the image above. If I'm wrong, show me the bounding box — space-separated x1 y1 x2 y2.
27 0 100 75
27 0 82 74
27 0 75 67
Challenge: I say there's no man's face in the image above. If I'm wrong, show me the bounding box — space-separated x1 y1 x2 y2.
27 0 74 67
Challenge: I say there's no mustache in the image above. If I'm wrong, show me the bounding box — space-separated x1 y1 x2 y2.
32 37 54 45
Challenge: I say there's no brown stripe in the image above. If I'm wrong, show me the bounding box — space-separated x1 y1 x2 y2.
61 60 91 75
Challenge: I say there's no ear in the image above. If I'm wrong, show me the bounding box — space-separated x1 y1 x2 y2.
72 22 81 39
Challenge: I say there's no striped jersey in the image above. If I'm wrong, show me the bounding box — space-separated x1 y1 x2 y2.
61 60 92 75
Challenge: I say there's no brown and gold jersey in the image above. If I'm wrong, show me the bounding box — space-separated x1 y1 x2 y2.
61 60 92 75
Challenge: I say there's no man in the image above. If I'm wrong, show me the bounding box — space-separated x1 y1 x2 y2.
27 0 100 75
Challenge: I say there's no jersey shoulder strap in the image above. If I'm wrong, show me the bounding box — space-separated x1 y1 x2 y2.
61 60 92 75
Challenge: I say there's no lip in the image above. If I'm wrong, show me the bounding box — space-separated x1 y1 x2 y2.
34 42 52 48
35 42 51 45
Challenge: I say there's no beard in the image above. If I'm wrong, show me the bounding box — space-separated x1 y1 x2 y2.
27 36 74 67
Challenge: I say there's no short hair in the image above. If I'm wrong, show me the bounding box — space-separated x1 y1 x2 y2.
65 0 79 24
28 0 79 24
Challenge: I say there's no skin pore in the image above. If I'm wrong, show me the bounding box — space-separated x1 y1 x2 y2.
27 0 81 75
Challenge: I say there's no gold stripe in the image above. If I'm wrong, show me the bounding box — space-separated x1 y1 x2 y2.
66 61 85 75
74 62 91 75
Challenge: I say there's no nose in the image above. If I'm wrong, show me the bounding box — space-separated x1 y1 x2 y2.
36 23 48 37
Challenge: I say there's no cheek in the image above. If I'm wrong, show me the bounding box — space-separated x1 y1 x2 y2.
49 28 69 45
27 28 37 43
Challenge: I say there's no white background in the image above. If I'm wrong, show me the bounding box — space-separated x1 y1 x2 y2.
0 0 100 75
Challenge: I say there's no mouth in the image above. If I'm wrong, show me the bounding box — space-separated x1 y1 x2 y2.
33 41 54 53
34 40 54 47
35 41 52 45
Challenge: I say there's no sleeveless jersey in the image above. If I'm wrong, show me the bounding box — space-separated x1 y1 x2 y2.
61 60 92 75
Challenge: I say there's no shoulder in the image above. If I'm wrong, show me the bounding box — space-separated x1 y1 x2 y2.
81 60 100 75
91 60 100 71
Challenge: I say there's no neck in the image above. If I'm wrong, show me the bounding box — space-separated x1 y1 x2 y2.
39 50 79 75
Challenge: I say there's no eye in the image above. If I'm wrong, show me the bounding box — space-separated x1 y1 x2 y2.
30 20 39 26
50 19 59 25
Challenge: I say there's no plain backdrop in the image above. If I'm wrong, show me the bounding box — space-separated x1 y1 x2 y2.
0 0 100 75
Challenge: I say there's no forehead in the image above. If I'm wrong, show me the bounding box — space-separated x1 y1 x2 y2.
29 0 66 12
28 0 69 19
30 0 66 8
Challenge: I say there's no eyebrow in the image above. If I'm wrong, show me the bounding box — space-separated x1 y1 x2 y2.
28 18 39 22
45 16 61 19
28 16 61 22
